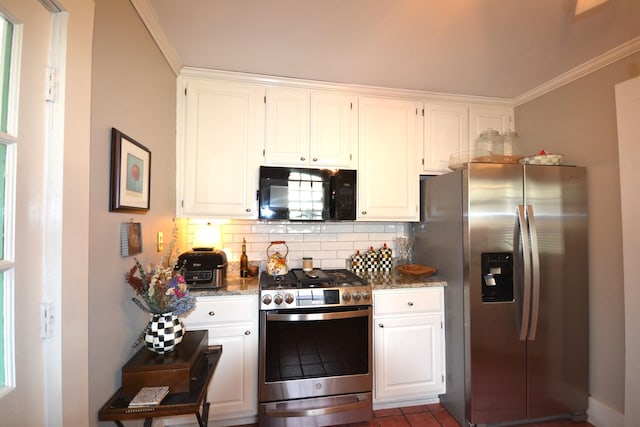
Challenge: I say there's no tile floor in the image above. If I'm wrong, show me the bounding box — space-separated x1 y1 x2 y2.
238 403 596 427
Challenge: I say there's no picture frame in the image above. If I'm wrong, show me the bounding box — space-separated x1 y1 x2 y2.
109 128 151 213
121 222 142 257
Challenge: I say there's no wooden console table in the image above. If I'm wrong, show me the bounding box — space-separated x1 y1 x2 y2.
98 345 222 427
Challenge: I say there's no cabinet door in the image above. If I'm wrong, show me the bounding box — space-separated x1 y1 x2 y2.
358 96 420 221
204 323 258 421
179 79 264 218
374 313 444 403
469 106 514 149
422 102 469 173
264 87 310 166
309 91 357 168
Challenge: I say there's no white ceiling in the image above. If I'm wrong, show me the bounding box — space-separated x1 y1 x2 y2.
142 0 640 99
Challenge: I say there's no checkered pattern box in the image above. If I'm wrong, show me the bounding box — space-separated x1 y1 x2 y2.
121 330 208 396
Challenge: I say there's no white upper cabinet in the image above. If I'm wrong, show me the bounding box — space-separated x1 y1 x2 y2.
358 96 421 221
309 91 357 168
177 78 264 218
421 102 470 173
264 87 357 168
469 106 514 149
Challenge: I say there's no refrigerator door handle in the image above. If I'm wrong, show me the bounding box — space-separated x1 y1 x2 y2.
517 205 532 341
526 205 541 340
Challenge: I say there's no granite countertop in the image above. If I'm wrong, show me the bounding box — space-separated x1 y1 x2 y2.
367 271 447 290
190 270 445 298
190 276 260 297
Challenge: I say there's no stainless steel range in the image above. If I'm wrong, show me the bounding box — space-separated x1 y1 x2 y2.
258 269 373 427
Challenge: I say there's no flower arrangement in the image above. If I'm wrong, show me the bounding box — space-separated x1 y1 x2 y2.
125 223 196 317
125 260 196 316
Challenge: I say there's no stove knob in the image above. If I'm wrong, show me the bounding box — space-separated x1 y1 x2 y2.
285 293 294 304
342 291 351 302
353 292 362 302
274 294 283 305
361 291 370 301
262 294 273 306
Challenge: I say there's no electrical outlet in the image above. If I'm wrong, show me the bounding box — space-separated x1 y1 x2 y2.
157 231 164 252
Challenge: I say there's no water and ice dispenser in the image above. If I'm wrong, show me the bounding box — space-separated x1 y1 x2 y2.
481 252 514 303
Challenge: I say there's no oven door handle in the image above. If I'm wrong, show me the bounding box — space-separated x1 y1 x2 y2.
266 309 370 322
262 393 371 418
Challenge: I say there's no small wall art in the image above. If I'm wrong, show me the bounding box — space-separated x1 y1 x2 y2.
121 221 142 257
110 127 151 213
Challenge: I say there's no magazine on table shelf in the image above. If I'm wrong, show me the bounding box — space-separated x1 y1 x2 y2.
128 386 170 407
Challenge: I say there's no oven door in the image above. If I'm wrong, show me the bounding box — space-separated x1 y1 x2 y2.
259 306 372 403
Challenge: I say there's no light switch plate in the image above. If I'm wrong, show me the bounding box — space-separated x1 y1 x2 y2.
157 231 164 252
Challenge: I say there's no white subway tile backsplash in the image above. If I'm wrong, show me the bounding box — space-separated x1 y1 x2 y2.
286 224 323 234
321 223 354 233
320 241 354 251
353 223 387 232
185 219 410 267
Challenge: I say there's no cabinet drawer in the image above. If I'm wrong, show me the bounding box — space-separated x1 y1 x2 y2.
374 288 443 316
185 296 258 326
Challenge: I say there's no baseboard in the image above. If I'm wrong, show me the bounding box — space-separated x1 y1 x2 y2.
156 415 257 427
588 396 625 427
373 396 440 411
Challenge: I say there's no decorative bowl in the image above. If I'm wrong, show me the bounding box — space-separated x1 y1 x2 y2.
395 264 436 277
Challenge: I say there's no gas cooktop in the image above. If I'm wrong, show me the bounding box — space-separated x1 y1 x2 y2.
259 268 366 290
259 269 372 310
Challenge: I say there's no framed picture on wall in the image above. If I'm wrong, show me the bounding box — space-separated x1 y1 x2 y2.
109 127 151 213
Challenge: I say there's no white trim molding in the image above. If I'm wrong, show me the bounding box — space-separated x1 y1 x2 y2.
129 0 182 75
588 396 625 427
514 36 640 106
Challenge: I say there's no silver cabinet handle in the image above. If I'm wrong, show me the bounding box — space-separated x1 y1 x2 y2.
208 311 215 317
407 301 414 307
300 156 306 161
245 330 251 335
246 208 251 212
378 323 384 328
312 158 318 162
361 211 367 215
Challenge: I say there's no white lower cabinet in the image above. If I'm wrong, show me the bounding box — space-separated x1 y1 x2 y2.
165 295 259 426
373 287 445 407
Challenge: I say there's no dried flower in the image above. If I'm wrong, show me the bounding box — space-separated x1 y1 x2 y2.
124 221 196 316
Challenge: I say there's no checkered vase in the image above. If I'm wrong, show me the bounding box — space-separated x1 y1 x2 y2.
145 312 185 354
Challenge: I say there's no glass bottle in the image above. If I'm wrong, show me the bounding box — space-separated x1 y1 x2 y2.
240 238 249 278
502 129 519 156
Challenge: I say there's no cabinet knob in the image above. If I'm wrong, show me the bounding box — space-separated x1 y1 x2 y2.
300 156 306 161
245 330 251 335
208 311 215 317
312 158 318 162
407 301 414 307
378 323 384 328
361 211 367 215
246 208 251 212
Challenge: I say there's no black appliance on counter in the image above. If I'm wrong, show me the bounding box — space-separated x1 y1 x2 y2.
176 249 227 289
258 166 357 221
258 268 373 427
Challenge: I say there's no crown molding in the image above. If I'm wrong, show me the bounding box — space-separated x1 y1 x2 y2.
129 0 182 76
513 36 640 106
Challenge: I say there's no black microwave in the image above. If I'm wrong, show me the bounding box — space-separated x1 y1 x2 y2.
258 166 357 221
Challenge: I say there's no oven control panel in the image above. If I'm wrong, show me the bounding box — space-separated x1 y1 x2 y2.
260 286 372 310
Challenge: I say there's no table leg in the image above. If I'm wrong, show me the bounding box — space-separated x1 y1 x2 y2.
113 422 125 427
144 417 153 427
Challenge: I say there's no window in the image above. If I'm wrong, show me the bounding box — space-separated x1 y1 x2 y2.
0 12 16 392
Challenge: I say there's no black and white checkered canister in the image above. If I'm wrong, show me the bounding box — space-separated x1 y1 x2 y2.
378 243 393 272
145 312 185 354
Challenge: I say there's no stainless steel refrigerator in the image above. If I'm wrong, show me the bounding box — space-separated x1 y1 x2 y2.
412 163 588 426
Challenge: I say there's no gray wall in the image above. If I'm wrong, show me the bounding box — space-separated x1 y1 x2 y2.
88 0 177 425
515 52 640 414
